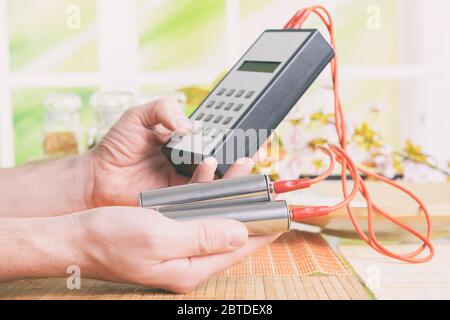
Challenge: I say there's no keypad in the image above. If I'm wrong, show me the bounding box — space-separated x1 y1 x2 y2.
180 86 258 153
192 88 256 129
193 88 256 124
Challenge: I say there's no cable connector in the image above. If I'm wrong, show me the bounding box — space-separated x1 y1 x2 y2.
284 9 311 29
291 206 331 221
273 178 311 194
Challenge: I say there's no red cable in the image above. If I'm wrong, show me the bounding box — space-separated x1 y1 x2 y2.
274 145 335 193
278 5 434 263
290 144 361 220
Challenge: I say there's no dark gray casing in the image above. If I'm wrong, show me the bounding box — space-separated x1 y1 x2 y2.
163 29 334 177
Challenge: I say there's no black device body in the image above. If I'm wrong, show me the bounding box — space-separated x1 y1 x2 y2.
163 29 334 177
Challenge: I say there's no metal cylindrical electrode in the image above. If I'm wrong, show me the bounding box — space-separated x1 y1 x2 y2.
161 201 290 235
139 174 271 210
157 198 266 213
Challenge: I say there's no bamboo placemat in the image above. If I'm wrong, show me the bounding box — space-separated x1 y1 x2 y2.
220 230 350 276
0 231 371 300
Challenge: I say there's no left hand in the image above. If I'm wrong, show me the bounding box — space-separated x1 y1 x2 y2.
84 97 256 208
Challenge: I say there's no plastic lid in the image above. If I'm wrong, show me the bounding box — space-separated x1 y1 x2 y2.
89 91 136 110
43 93 82 112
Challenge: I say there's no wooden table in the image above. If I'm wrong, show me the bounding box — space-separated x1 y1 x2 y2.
340 243 450 300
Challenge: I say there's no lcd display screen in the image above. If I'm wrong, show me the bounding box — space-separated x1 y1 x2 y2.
237 61 281 73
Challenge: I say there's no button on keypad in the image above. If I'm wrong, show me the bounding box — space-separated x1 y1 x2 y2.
206 101 215 108
217 88 226 96
213 115 223 123
235 90 245 98
226 89 235 97
223 116 233 125
195 113 205 121
234 103 244 112
215 101 225 109
225 102 234 111
205 114 213 122
245 91 255 99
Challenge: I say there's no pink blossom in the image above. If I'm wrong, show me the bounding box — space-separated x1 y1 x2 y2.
403 161 447 183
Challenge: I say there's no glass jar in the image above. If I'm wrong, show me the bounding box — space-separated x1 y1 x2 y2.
42 93 82 158
88 91 136 148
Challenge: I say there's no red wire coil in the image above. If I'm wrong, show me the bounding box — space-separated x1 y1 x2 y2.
276 5 434 263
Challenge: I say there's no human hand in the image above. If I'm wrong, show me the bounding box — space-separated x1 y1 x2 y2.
74 206 279 292
85 97 259 208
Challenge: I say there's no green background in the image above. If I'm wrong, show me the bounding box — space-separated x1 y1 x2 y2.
6 0 398 165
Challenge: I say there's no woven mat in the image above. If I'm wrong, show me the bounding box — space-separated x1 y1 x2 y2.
0 231 370 300
221 231 350 276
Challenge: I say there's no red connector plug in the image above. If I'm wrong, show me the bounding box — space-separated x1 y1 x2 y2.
291 206 331 221
273 178 311 194
272 145 336 194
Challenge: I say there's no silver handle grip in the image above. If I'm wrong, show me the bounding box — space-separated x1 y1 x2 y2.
161 201 290 236
139 174 271 209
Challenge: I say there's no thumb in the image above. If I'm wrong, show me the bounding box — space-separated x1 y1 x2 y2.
125 96 193 133
160 217 249 259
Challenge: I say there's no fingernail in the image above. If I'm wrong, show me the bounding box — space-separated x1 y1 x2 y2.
226 222 248 248
175 116 193 130
236 157 255 165
203 157 217 165
256 148 267 162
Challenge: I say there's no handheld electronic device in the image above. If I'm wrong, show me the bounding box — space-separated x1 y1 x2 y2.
163 29 334 177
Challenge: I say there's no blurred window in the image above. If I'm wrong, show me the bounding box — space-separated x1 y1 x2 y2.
1 0 449 166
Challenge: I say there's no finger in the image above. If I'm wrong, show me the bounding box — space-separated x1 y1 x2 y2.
253 143 267 163
223 157 255 179
155 216 249 259
150 124 174 143
190 157 217 183
161 233 280 293
253 133 275 163
127 96 193 133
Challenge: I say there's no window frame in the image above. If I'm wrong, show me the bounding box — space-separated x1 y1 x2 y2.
396 0 450 163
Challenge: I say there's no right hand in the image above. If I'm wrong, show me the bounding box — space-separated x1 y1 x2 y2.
74 206 279 293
